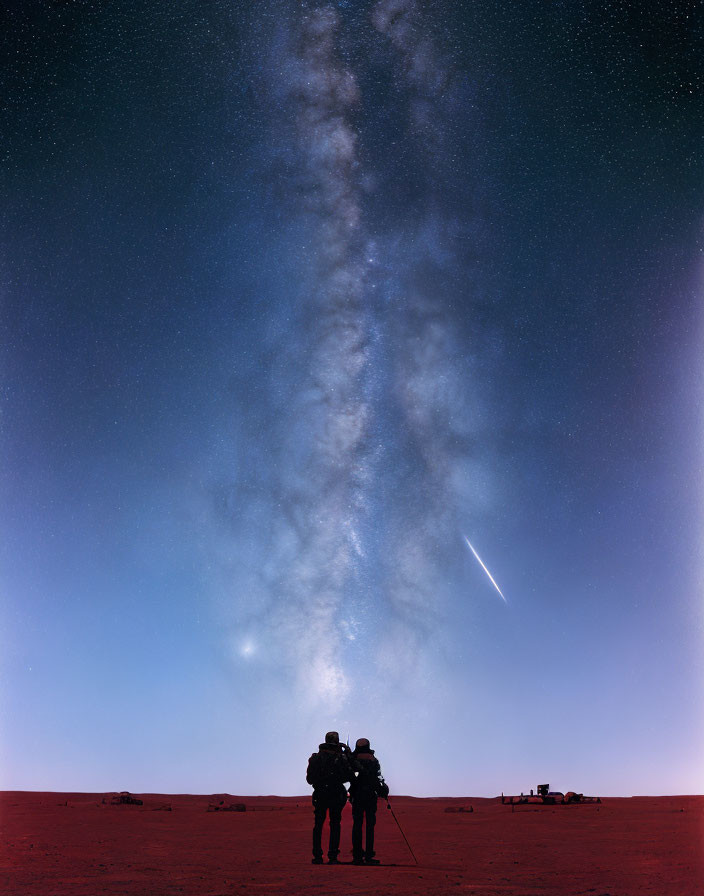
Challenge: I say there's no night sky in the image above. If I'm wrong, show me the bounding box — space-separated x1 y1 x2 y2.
2 1 702 797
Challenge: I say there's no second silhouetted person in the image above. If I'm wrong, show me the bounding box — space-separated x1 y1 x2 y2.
349 737 389 865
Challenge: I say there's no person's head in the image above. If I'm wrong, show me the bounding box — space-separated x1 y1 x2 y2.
325 731 340 745
355 737 370 751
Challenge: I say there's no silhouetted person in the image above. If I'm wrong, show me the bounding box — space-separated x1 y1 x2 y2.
349 737 389 865
306 731 352 864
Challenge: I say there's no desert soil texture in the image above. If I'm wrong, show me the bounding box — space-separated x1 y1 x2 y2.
1 792 702 895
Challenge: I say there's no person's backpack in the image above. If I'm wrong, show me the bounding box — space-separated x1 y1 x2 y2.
354 755 387 797
306 749 344 789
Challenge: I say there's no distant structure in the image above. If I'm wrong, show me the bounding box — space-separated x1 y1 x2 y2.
501 783 601 806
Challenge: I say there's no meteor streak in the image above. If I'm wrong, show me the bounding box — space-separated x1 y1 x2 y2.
464 536 507 603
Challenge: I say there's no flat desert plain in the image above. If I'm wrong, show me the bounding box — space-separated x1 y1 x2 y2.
1 792 702 895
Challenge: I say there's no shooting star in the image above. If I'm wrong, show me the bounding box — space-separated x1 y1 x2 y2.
464 536 507 603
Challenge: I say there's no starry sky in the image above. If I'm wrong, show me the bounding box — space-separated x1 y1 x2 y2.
2 0 702 797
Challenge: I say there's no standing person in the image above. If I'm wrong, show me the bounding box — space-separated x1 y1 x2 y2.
306 731 353 864
349 737 389 865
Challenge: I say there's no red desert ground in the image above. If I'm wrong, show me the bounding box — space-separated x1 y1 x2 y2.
1 791 702 895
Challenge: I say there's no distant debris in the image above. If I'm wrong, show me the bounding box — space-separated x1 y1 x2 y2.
152 804 172 811
444 806 474 813
207 800 246 812
110 792 143 806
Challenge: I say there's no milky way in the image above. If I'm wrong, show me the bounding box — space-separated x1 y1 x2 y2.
215 1 492 713
264 6 370 707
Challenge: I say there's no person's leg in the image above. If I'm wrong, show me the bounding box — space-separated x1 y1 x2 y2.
312 798 327 861
351 801 364 862
328 801 343 861
365 799 378 862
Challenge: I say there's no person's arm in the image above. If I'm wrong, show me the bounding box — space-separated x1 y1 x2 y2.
375 760 389 798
